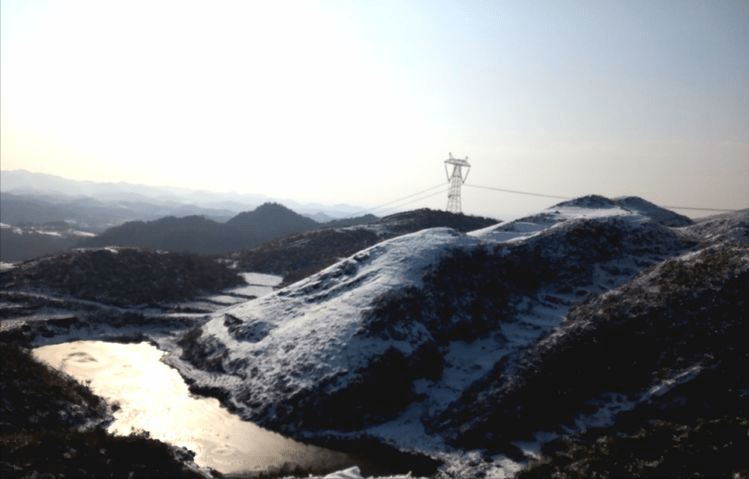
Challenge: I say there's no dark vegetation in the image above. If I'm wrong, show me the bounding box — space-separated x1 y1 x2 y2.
377 208 498 234
83 215 228 253
1 248 243 306
0 342 214 478
416 242 749 479
519 388 749 478
518 339 749 479
431 243 747 447
278 347 417 431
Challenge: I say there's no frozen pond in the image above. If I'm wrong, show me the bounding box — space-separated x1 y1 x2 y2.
33 340 355 475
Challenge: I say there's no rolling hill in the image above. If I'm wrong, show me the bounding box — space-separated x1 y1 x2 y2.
166 196 747 477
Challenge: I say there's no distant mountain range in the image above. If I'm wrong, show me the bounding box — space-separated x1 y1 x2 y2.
1 169 368 221
80 202 325 255
0 170 379 261
0 191 240 231
1 169 270 214
0 200 379 261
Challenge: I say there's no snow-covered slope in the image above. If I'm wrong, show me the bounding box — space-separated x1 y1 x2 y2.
470 194 691 243
170 228 483 429
165 196 702 446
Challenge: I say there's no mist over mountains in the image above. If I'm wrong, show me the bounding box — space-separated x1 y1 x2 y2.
1 169 271 215
0 170 383 261
2 170 500 262
1 169 367 221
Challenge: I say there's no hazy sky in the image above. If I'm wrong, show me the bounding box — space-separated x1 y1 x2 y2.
2 0 748 218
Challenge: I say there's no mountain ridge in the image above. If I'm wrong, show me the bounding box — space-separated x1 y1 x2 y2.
161 195 747 477
1 194 746 478
80 202 352 255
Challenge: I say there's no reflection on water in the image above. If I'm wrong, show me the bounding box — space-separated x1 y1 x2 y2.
33 340 354 474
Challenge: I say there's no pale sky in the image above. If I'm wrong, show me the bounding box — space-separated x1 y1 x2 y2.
2 0 748 218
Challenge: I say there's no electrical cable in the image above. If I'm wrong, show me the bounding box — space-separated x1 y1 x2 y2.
372 187 450 216
340 183 447 218
465 183 571 200
341 180 738 221
661 205 738 213
466 183 738 213
367 183 447 212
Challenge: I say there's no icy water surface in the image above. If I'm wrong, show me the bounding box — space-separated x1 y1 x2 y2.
33 340 355 475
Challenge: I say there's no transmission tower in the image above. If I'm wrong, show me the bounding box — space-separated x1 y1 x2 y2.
444 152 471 213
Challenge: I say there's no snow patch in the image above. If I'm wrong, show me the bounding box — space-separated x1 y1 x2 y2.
0 262 17 272
645 364 703 399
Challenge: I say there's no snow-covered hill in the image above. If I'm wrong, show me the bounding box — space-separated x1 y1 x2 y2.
163 196 749 477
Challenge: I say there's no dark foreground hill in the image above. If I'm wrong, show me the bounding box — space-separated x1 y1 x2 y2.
515 241 749 478
430 241 748 461
1 247 243 307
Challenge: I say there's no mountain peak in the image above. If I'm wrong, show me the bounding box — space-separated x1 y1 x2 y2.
224 202 318 236
553 194 617 209
254 202 296 214
227 202 315 223
548 194 693 226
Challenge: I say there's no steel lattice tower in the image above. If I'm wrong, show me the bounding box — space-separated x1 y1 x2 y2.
444 153 471 213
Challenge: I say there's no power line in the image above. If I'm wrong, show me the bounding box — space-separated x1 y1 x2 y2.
373 187 449 215
365 183 446 213
662 205 738 213
337 183 446 219
466 183 738 213
341 180 737 222
465 183 571 200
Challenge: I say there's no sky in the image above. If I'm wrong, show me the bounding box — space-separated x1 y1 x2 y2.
2 0 748 218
